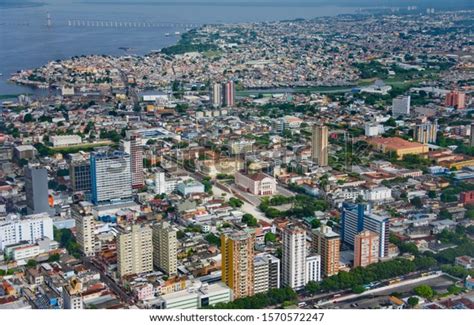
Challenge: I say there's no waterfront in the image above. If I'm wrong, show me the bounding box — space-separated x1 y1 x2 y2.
0 0 360 95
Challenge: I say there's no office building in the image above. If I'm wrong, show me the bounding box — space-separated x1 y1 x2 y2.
71 202 96 257
117 224 153 278
312 225 340 277
414 122 437 144
364 213 389 259
24 165 51 215
122 133 144 189
253 253 280 294
90 151 133 205
305 254 322 283
223 80 235 107
354 230 379 267
341 203 368 248
392 95 411 117
445 90 466 109
152 222 178 276
0 213 53 250
211 83 223 107
221 230 255 299
311 124 328 167
341 203 389 258
69 154 91 193
282 225 306 290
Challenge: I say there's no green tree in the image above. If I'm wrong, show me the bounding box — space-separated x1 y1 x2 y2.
413 285 434 299
242 213 258 227
264 232 277 244
311 219 321 229
26 259 38 268
439 209 452 220
24 113 34 123
352 285 366 294
305 281 320 294
48 253 61 262
205 233 221 246
410 197 423 209
407 296 419 308
229 197 244 208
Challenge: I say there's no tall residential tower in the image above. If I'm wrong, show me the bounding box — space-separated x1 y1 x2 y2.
221 230 255 299
311 125 329 167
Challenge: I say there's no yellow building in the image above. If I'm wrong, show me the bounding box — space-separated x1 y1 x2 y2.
221 230 255 299
367 137 428 159
443 159 474 170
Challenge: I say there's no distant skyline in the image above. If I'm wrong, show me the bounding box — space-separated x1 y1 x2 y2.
4 0 473 9
78 0 474 9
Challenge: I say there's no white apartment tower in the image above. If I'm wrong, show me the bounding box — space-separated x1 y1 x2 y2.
282 225 307 290
305 254 322 283
211 83 223 107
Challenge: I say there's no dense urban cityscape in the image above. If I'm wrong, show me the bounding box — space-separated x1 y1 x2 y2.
0 3 474 312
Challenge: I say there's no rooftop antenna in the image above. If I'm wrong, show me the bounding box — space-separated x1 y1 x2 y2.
47 12 52 28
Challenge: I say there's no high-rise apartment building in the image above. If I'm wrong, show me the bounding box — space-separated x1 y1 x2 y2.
341 203 389 258
223 80 235 107
221 230 255 299
253 255 270 294
90 151 133 205
282 225 307 290
445 90 466 109
392 95 411 117
71 201 96 257
122 132 144 189
211 83 223 107
253 253 280 294
117 224 153 278
414 122 437 144
354 230 379 268
311 125 328 167
24 165 51 215
305 254 322 283
312 225 340 277
152 222 178 276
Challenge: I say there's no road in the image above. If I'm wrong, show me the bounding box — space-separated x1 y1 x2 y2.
82 256 133 304
211 180 271 223
317 272 444 307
